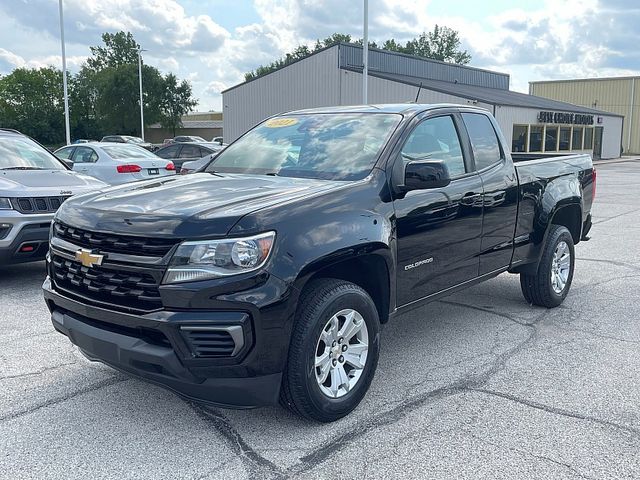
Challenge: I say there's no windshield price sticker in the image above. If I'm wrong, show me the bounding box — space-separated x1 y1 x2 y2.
265 118 298 128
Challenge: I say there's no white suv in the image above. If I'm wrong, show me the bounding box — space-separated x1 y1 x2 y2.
0 129 106 266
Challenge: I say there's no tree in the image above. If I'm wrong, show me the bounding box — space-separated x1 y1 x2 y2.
160 73 198 136
244 26 471 80
0 67 65 145
86 31 140 71
77 31 197 137
402 25 471 64
0 31 198 145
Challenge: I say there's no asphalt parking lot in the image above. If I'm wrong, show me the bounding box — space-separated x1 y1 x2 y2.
1 160 639 479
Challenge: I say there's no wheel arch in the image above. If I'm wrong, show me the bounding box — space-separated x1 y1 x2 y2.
295 248 393 324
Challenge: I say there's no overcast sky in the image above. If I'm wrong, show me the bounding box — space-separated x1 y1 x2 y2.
1 0 639 111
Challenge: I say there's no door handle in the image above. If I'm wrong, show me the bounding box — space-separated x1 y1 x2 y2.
460 193 482 206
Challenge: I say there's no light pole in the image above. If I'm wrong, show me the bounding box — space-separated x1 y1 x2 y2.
137 48 146 141
58 0 71 145
363 0 368 105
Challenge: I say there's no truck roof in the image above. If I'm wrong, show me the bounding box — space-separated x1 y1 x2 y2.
285 103 489 116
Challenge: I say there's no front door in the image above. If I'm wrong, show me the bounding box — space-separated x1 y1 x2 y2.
393 114 484 306
593 126 603 160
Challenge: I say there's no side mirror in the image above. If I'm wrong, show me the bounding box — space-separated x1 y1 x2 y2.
403 159 451 190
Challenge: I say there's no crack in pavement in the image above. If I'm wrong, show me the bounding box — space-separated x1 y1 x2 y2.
187 401 286 480
470 388 640 438
466 432 597 480
592 209 636 225
553 324 640 345
0 359 78 380
438 300 534 326
0 376 128 423
573 273 640 293
576 257 640 272
0 330 56 346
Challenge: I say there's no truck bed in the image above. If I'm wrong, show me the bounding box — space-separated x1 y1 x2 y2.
510 152 595 269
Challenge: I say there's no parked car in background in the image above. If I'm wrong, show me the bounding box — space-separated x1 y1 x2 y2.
173 135 207 143
154 142 224 170
179 144 227 174
212 136 224 145
0 129 105 265
100 135 155 151
54 143 175 186
72 139 92 144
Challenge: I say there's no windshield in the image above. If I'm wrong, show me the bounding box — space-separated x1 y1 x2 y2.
206 113 401 180
124 136 144 144
0 135 66 170
102 145 158 159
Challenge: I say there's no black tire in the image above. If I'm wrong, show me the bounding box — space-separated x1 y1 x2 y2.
280 278 380 422
520 225 575 308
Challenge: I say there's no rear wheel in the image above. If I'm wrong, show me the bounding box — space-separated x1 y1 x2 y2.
520 225 575 308
280 279 380 422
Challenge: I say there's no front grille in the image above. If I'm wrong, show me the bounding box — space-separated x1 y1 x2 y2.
181 328 238 357
12 196 70 214
53 222 177 257
51 255 163 311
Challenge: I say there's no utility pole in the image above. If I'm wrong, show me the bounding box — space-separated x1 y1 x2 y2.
363 0 369 104
58 0 71 145
137 49 145 141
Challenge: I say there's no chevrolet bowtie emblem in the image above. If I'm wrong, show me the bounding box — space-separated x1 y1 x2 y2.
75 248 104 268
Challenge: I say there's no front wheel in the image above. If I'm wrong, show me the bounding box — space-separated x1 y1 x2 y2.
520 225 575 308
280 279 380 422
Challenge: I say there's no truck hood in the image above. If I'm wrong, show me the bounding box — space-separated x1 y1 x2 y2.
55 172 343 238
0 169 106 195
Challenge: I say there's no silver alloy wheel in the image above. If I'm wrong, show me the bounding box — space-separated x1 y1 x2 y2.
314 308 369 399
551 240 571 294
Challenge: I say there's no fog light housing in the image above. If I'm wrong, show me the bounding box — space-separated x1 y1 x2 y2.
0 223 12 240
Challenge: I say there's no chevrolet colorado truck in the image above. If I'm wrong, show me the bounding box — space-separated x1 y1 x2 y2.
0 129 105 266
43 104 595 422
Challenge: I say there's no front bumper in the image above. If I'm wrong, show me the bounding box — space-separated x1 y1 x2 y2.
43 276 288 408
0 211 52 265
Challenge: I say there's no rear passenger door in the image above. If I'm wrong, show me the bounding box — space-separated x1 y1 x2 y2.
70 146 99 175
460 112 519 274
393 113 484 305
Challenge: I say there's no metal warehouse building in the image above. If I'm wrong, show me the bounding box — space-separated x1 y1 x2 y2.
530 76 640 155
223 43 623 159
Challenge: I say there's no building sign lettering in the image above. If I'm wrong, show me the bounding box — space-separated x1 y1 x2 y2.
537 111 594 125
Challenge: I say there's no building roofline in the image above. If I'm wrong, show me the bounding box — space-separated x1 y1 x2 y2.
222 41 511 95
530 75 640 85
341 42 510 80
356 68 623 117
221 42 341 94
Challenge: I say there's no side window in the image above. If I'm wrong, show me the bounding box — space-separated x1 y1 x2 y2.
401 115 466 177
157 144 180 159
72 147 98 163
179 145 201 158
462 113 503 170
56 147 74 160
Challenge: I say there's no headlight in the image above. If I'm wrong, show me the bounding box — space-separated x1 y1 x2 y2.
163 231 276 284
0 198 12 210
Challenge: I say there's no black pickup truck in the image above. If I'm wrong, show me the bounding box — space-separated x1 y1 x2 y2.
43 104 595 422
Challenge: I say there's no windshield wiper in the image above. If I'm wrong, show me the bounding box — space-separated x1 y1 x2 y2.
0 166 46 170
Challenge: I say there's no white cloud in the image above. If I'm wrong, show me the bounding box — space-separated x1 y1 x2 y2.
1 0 229 54
0 48 26 72
3 0 640 111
